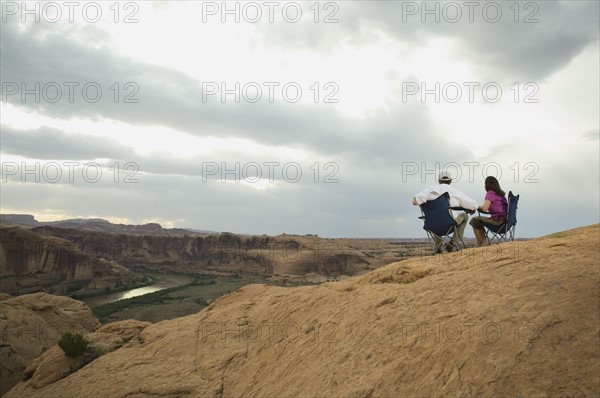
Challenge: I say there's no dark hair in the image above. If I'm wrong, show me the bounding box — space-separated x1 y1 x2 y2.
485 176 505 197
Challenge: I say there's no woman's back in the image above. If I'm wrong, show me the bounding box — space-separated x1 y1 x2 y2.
485 191 507 220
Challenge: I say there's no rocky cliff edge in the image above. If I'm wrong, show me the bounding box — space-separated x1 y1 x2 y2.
6 225 600 397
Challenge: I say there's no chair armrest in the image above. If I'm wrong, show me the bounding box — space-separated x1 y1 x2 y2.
477 210 507 219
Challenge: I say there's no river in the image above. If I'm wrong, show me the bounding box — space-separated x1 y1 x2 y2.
81 272 195 308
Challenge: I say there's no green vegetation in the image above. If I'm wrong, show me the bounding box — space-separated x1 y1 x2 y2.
58 332 88 357
362 251 381 258
92 273 277 324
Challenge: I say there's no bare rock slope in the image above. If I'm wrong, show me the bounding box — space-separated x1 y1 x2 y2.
0 293 100 396
7 225 600 397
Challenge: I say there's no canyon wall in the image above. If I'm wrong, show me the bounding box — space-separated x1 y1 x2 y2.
0 226 144 295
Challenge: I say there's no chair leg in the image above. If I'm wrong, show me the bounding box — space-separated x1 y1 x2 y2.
427 232 444 255
434 236 447 254
456 234 467 250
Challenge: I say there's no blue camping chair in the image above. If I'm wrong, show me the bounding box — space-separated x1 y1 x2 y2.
477 191 519 244
419 192 468 255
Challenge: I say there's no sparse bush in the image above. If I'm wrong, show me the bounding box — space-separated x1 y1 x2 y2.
58 332 88 357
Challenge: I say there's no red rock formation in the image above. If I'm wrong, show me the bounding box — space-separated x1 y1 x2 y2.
0 226 144 295
5 225 599 397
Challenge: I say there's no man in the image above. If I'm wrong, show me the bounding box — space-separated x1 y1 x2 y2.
412 171 477 252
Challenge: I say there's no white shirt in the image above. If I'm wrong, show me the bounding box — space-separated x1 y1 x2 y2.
413 183 478 219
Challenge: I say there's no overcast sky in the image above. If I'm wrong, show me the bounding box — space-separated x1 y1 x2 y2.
1 1 598 238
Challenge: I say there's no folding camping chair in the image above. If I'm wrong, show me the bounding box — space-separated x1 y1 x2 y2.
477 191 519 244
418 192 468 255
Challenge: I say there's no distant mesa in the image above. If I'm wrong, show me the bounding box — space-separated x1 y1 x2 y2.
0 214 217 236
0 214 39 226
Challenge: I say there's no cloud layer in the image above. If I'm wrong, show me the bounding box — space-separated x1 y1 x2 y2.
1 1 598 237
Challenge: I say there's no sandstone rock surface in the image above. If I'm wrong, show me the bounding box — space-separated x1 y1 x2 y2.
0 293 100 395
6 225 599 397
23 319 151 390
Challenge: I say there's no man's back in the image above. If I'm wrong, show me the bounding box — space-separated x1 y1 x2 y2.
414 183 477 217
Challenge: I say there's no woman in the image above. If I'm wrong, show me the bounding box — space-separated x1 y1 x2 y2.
470 176 508 247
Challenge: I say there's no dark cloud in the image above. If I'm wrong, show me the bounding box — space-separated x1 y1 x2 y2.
259 1 600 81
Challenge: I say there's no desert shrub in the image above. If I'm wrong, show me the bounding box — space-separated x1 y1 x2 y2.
58 332 88 357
